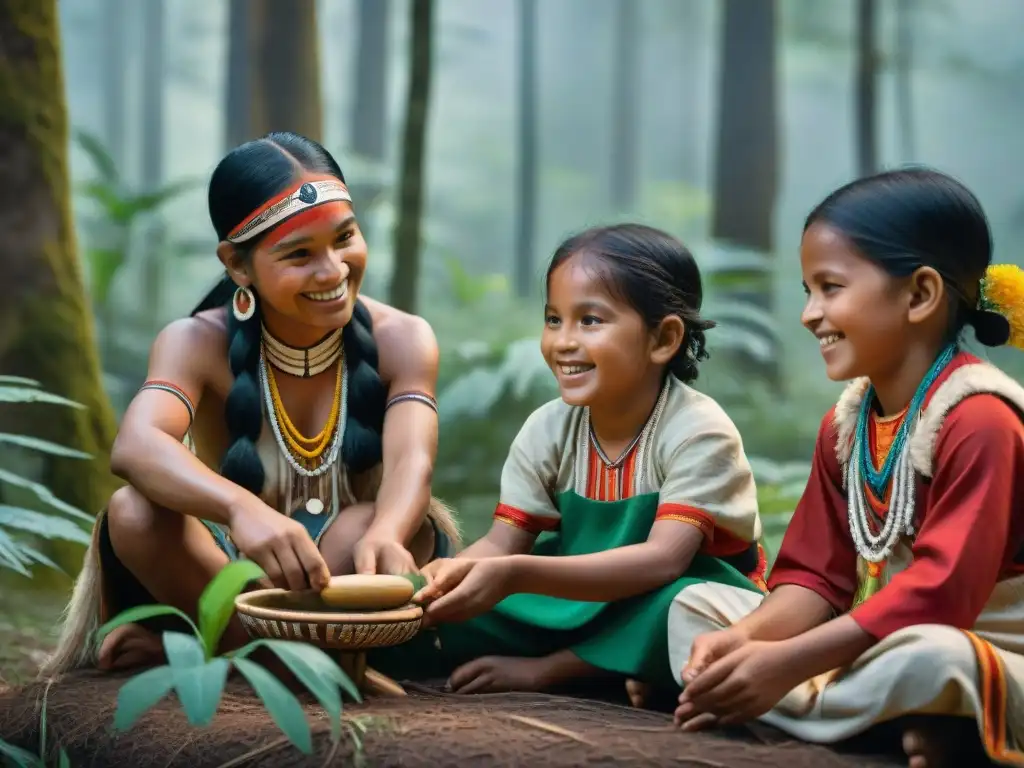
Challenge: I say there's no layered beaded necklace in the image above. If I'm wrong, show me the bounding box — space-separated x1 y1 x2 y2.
262 325 343 378
846 342 956 563
258 325 347 516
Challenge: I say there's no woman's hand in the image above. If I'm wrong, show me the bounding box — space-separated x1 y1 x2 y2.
352 534 419 576
227 501 330 592
414 557 517 626
674 638 804 730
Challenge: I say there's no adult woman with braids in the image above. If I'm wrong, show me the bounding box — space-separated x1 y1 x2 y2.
42 132 460 675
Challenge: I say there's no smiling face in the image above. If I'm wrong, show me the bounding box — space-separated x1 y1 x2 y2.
541 254 665 410
800 222 919 383
221 198 367 343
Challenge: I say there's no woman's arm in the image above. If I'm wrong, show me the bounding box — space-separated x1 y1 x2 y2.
363 308 441 546
110 316 257 526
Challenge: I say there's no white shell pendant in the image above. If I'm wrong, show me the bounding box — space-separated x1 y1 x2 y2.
305 498 325 515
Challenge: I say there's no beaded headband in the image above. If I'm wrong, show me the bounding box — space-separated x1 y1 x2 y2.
226 175 352 245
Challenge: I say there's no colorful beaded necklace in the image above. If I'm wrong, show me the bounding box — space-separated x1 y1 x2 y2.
846 342 957 562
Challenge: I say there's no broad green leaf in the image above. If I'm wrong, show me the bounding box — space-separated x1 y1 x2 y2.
0 469 94 522
0 386 85 409
74 128 120 184
197 559 266 658
113 665 175 732
58 748 71 768
85 247 126 306
126 178 204 216
16 544 63 574
233 657 313 754
0 433 92 459
0 376 39 387
0 529 30 576
96 604 200 645
236 639 356 741
0 506 91 544
0 736 42 767
164 632 229 726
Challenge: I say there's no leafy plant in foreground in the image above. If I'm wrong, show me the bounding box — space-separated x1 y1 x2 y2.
95 560 361 754
0 376 95 578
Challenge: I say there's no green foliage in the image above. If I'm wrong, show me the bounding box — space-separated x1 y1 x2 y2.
72 128 205 308
0 377 95 578
94 560 360 755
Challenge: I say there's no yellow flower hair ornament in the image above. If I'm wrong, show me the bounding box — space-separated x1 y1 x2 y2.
978 264 1024 350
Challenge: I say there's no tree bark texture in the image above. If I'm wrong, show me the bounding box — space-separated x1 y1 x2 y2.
513 0 537 298
855 0 879 176
225 0 323 147
388 0 434 314
711 0 778 253
0 0 121 565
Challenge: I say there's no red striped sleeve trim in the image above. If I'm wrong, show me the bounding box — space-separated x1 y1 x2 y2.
493 503 560 535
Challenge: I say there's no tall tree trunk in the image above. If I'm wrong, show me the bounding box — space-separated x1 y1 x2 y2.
140 0 165 333
514 0 537 299
387 0 434 313
893 0 914 161
855 0 878 176
711 0 779 384
0 0 121 573
352 0 391 164
711 0 777 253
225 0 251 150
349 0 392 240
610 0 639 212
224 0 323 147
102 0 128 174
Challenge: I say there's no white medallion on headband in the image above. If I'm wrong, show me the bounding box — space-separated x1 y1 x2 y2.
226 179 352 244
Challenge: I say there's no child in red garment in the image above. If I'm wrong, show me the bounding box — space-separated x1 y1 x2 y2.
663 168 1024 768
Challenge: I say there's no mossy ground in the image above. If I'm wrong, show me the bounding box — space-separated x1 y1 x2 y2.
0 587 65 687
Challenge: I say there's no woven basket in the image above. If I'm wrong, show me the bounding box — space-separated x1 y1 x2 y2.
234 588 423 651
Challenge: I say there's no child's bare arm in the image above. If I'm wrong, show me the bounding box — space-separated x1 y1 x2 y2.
507 520 705 602
457 520 538 558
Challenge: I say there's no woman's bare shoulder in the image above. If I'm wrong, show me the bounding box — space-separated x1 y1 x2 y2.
147 308 232 394
359 296 438 388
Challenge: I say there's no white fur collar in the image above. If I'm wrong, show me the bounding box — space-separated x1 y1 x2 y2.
831 362 1024 479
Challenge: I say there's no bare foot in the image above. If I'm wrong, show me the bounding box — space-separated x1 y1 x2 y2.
97 623 166 671
901 717 987 768
626 678 649 708
96 622 311 698
446 655 561 694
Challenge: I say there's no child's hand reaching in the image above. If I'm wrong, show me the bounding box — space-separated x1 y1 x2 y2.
675 636 799 730
413 556 516 626
681 628 748 684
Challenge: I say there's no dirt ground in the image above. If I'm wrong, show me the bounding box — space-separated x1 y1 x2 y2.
0 589 955 767
0 671 915 768
0 587 66 687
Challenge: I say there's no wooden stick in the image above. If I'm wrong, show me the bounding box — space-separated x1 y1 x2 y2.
363 667 407 697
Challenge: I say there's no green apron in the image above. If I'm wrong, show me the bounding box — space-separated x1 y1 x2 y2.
367 489 761 687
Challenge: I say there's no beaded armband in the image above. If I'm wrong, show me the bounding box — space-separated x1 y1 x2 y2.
139 380 196 425
385 390 438 413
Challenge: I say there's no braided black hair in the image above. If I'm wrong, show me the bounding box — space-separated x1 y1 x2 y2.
191 132 387 495
546 223 716 384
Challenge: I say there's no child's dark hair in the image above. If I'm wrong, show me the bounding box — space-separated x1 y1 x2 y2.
191 131 387 496
546 223 715 383
805 167 1009 347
